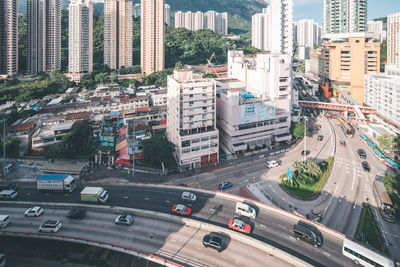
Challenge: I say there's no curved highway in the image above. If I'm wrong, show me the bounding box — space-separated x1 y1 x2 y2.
1 184 357 267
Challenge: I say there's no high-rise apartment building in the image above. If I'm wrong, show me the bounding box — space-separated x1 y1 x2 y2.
251 0 293 54
141 0 165 75
133 3 140 17
27 0 61 74
175 10 227 34
68 0 93 82
319 33 380 104
386 12 400 75
184 11 193 31
164 4 170 26
204 11 228 35
0 0 18 77
323 0 367 34
167 70 219 169
367 20 384 42
295 19 321 59
104 0 133 70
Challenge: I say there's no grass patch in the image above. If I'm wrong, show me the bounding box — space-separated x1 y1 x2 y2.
356 204 385 253
280 157 333 198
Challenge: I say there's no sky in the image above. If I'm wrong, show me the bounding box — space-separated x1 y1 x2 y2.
294 0 400 24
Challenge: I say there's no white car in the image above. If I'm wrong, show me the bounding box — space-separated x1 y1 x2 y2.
181 191 196 203
115 214 134 225
266 160 279 168
39 220 62 233
24 206 43 217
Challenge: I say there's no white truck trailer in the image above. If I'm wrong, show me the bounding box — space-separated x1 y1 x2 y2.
80 187 109 203
37 174 77 192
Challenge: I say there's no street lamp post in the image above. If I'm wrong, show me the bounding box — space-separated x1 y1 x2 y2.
303 116 307 162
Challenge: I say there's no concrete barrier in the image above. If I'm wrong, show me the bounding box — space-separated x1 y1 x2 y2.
1 201 311 267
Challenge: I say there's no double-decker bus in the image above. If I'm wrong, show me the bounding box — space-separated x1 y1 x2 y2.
337 117 354 137
373 180 396 223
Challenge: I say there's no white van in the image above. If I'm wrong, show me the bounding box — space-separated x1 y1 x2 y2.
0 190 18 200
0 215 10 228
235 202 256 219
266 160 279 168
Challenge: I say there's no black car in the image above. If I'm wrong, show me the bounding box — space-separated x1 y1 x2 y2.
301 150 311 156
293 222 322 248
0 183 17 191
362 161 370 172
357 149 367 159
203 232 225 252
67 208 86 219
317 135 323 141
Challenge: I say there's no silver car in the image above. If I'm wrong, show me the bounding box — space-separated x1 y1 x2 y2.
115 214 134 225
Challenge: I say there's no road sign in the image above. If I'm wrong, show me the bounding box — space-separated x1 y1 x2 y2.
287 167 293 180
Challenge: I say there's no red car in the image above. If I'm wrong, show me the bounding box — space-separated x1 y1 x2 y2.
228 218 251 234
315 124 321 129
172 204 191 216
218 181 233 190
340 140 346 147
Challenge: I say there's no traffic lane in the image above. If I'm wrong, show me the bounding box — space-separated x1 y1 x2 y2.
0 206 297 267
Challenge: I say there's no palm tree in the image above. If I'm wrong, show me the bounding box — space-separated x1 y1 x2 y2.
293 160 306 173
304 160 322 178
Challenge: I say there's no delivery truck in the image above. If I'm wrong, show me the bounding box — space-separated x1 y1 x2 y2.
37 174 77 192
80 187 109 203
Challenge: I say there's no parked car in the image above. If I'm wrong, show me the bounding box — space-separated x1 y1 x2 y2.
203 232 225 252
172 204 191 216
362 161 370 172
181 192 196 203
115 214 134 225
301 150 311 156
357 149 367 159
67 208 86 219
39 220 62 233
317 135 323 141
218 182 233 190
340 140 346 147
24 206 44 217
228 218 251 234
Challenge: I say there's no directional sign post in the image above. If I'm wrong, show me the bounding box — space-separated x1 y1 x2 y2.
287 167 293 185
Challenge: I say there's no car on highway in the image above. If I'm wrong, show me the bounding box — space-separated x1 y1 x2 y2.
317 135 323 141
115 214 135 225
39 220 62 233
218 181 233 190
181 191 196 203
24 206 43 217
67 208 86 219
266 160 279 168
228 218 251 234
293 221 322 248
301 150 311 156
0 183 17 191
357 149 367 159
172 204 191 216
0 254 6 267
202 232 225 252
340 140 346 147
0 190 18 200
362 161 370 172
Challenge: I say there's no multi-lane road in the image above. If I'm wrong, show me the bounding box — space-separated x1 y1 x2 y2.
0 184 354 266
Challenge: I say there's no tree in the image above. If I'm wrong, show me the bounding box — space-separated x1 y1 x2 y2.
293 160 306 173
378 134 397 153
304 160 322 178
95 72 110 85
141 134 176 167
0 138 21 157
290 122 305 139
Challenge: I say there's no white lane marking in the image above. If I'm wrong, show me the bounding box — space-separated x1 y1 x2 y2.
123 196 128 199
45 193 50 196
144 197 149 201
64 194 69 196
239 179 249 185
165 200 170 203
259 224 266 228
209 208 215 212
323 252 331 257
26 193 31 195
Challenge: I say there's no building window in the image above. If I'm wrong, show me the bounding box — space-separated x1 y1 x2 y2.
210 143 218 148
210 135 218 140
191 146 200 152
192 138 200 143
201 145 209 150
182 140 190 147
201 136 209 142
182 148 190 154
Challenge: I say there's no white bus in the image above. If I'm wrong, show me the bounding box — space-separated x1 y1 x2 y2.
342 238 394 267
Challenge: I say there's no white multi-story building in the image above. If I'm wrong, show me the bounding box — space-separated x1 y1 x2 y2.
219 51 292 152
364 74 400 127
0 0 18 77
295 19 321 59
141 0 165 75
204 11 228 35
164 4 170 26
27 0 61 74
68 0 93 82
175 11 184 28
193 11 204 31
323 0 367 34
184 11 193 30
386 12 400 75
104 0 133 70
167 70 219 169
367 20 384 42
133 3 140 17
251 0 293 54
175 10 227 34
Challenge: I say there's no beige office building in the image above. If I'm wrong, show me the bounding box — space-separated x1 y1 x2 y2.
167 70 219 169
141 0 165 75
319 33 380 104
68 0 93 82
27 0 61 74
0 0 18 77
104 0 133 70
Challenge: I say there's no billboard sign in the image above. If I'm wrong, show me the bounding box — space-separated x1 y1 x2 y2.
240 101 276 124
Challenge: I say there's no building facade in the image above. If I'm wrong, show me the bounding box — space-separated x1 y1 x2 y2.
295 19 321 59
0 0 18 77
167 70 219 169
251 0 293 54
27 0 61 74
164 4 170 26
175 10 227 34
364 74 400 127
319 33 380 104
323 0 367 34
104 0 133 70
386 12 400 75
68 0 93 82
133 3 140 17
309 49 321 76
141 0 165 75
367 20 384 42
